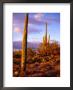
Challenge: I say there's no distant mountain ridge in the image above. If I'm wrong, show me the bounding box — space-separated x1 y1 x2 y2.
13 40 60 50
13 41 40 50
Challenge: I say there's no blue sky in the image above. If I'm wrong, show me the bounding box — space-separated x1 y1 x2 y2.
13 13 60 42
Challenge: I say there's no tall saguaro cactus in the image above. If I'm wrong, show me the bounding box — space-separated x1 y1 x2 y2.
20 13 28 76
45 22 47 44
43 22 48 45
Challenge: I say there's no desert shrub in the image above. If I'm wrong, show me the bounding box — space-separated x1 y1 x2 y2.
31 58 36 63
13 41 60 77
31 56 42 63
13 50 21 58
16 54 21 58
27 48 36 57
26 58 33 64
13 59 20 65
13 54 21 58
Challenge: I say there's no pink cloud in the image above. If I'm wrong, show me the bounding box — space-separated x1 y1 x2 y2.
14 27 21 33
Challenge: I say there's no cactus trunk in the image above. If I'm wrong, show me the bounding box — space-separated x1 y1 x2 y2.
20 13 28 76
45 22 47 45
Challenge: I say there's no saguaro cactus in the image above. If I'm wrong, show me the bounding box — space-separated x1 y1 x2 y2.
20 13 28 76
43 22 48 45
45 22 47 44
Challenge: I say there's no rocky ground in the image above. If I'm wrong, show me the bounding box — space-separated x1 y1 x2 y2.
13 43 60 77
13 53 60 77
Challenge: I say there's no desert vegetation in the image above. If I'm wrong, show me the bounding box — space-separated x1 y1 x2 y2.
13 42 60 77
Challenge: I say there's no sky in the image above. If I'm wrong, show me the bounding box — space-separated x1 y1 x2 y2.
13 13 60 43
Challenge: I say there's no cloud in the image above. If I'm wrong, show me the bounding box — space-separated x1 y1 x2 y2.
34 13 43 21
29 14 53 25
28 28 41 34
14 27 21 33
33 13 60 24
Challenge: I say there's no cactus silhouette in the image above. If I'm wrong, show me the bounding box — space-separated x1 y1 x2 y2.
43 22 50 46
43 22 48 46
20 13 28 76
